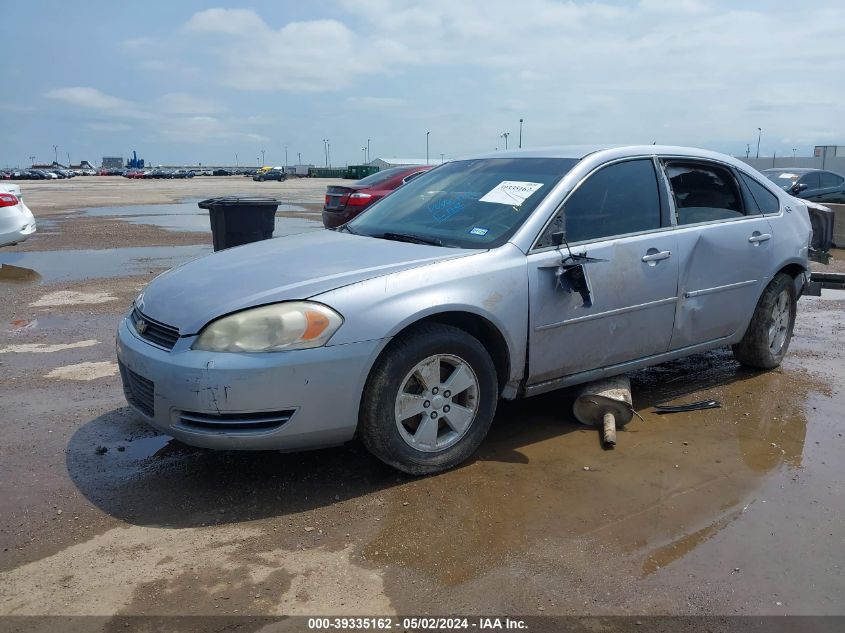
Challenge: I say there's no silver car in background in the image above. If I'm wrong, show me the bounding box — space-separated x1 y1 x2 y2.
117 145 829 474
0 184 37 247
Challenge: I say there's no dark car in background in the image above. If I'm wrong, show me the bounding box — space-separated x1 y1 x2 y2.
763 168 845 204
253 169 286 182
322 165 434 228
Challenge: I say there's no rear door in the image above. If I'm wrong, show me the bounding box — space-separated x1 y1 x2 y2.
663 159 775 350
818 171 845 203
526 157 679 384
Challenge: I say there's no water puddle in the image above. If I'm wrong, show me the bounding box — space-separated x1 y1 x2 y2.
81 202 319 235
118 434 188 460
0 245 211 285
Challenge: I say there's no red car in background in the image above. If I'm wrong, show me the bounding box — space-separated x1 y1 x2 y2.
322 165 433 228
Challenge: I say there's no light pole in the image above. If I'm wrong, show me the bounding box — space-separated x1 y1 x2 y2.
366 138 371 163
361 147 366 163
297 152 301 165
260 149 266 166
52 144 58 164
519 118 524 148
756 127 762 159
792 148 797 158
235 152 239 167
746 144 750 158
66 152 70 167
284 145 288 168
426 131 430 165
322 139 328 167
327 142 331 167
256 157 260 167
29 155 35 167
501 132 510 150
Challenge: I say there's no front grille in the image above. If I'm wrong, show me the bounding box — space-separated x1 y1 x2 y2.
130 307 179 350
177 409 295 433
119 361 155 417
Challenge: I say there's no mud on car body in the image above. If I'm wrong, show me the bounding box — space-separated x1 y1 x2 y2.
117 145 831 474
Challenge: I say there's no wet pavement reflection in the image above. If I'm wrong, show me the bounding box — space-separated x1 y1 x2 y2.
64 348 829 587
82 202 320 234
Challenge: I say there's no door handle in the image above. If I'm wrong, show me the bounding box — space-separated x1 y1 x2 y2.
748 233 771 243
641 250 671 263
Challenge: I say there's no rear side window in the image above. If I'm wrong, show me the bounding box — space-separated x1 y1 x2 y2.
664 161 743 224
820 171 844 187
545 159 661 245
739 172 780 214
354 167 408 186
799 172 821 189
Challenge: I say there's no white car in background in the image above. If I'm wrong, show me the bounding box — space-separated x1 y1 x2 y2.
0 184 36 247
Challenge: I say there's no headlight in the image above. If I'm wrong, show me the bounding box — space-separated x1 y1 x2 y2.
192 302 343 352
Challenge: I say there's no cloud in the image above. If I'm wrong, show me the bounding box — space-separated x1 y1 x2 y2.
155 92 222 115
181 9 409 92
86 122 132 132
154 116 269 144
46 87 132 111
185 8 267 35
45 87 150 120
639 0 709 13
345 97 405 109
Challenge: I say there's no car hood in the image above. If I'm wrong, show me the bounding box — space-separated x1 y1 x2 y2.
136 230 474 334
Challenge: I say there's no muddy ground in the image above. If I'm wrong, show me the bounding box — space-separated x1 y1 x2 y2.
0 178 843 626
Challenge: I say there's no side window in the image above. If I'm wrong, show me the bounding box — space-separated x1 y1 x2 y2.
739 172 780 215
537 159 661 247
820 171 844 188
665 162 744 225
799 172 821 189
402 171 425 184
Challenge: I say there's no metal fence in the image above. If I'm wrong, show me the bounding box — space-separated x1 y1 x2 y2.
738 156 845 174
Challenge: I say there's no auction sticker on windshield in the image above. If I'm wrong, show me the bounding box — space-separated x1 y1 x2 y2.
479 181 543 206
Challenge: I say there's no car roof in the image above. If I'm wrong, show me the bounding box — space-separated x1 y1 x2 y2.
465 144 745 163
762 168 818 174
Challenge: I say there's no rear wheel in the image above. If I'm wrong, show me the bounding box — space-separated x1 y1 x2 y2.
732 273 797 369
359 323 498 475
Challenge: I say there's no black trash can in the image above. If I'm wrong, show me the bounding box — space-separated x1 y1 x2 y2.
198 196 280 251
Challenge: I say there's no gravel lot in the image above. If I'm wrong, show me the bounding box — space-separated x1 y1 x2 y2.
1 177 844 625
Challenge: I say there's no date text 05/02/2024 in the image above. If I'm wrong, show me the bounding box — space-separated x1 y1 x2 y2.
307 617 528 630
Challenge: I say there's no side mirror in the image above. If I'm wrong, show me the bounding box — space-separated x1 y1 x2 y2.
551 231 565 247
792 183 808 194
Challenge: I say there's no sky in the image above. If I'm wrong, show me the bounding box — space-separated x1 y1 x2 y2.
2 0 844 168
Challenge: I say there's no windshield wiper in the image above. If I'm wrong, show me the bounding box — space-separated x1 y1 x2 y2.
337 224 358 235
378 232 443 247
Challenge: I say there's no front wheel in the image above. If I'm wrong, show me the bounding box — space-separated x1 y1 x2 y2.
359 323 498 475
732 273 797 369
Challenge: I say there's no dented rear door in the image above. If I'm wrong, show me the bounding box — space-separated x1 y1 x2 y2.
662 159 775 350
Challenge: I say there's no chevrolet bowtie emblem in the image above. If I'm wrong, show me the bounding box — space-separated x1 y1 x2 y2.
135 319 148 335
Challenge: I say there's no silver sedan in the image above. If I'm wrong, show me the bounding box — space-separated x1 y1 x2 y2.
117 145 826 473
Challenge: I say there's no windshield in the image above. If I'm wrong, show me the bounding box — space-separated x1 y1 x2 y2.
355 167 412 187
348 158 579 249
764 171 800 189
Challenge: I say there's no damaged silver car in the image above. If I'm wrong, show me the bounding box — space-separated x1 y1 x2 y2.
117 145 832 474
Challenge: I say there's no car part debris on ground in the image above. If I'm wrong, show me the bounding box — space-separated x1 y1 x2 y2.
654 400 723 414
572 375 636 447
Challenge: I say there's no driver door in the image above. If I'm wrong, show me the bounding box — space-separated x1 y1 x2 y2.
526 158 679 387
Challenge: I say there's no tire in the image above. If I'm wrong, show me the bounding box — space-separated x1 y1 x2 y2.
732 273 797 369
359 323 498 475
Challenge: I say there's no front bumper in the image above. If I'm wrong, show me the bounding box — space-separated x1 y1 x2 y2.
116 316 383 451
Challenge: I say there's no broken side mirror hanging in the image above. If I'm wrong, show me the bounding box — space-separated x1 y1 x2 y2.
549 231 605 308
